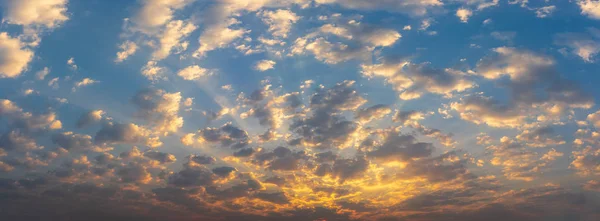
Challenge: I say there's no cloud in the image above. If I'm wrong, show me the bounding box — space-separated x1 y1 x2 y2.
288 81 366 149
259 9 300 38
555 28 600 62
0 99 62 131
578 0 600 20
367 132 434 162
0 130 41 151
290 20 401 64
0 33 34 78
141 61 165 81
72 78 98 91
488 136 563 181
355 104 391 123
144 151 177 164
177 65 210 80
52 132 112 152
254 60 276 71
152 20 196 60
129 0 194 34
456 8 473 22
76 110 105 128
115 41 138 63
451 47 594 128
534 5 556 18
131 89 183 134
362 60 475 100
94 122 162 148
315 0 442 16
0 0 69 28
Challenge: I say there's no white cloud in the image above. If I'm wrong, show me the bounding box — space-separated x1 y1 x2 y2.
72 78 98 91
315 0 442 16
152 20 196 60
1 0 69 28
555 30 600 63
578 0 600 20
0 33 34 78
456 8 473 23
535 5 556 18
130 0 194 34
259 9 300 38
177 65 210 81
141 61 165 81
35 67 50 80
67 57 78 70
254 60 276 71
115 41 138 63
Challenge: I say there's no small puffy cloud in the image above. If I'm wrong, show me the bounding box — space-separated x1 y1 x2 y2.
115 41 138 63
367 133 434 162
456 8 473 23
515 126 566 147
555 29 600 62
141 61 165 81
35 67 50 80
0 130 41 151
144 151 176 164
362 60 475 100
0 99 62 131
52 132 111 152
76 110 105 128
117 162 152 184
152 20 196 60
315 0 442 16
254 60 276 71
94 122 161 148
535 5 556 18
355 104 391 123
0 33 34 78
131 89 183 134
72 78 98 91
67 57 77 70
259 9 300 38
1 0 69 28
177 65 210 81
578 0 600 20
489 137 563 181
130 0 193 34
291 20 401 64
450 94 526 128
587 110 600 128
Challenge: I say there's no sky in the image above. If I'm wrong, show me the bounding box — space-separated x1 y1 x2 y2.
1 0 600 220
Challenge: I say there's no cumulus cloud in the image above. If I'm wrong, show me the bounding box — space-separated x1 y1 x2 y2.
114 41 138 63
290 19 401 64
362 59 474 100
456 8 473 22
131 89 183 134
555 28 600 62
1 0 69 28
94 122 162 148
259 9 300 38
315 0 442 16
451 47 594 128
72 78 98 91
355 104 391 123
177 65 210 80
578 0 600 20
0 33 34 78
152 20 196 60
76 110 105 128
254 60 276 71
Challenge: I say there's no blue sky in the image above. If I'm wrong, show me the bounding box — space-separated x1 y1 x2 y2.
1 0 600 220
